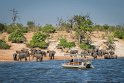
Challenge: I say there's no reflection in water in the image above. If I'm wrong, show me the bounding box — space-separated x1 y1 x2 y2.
0 58 124 83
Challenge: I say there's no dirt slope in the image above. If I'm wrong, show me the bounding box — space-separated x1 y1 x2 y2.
0 31 124 61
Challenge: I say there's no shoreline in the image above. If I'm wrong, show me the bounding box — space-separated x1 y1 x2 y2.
0 55 123 62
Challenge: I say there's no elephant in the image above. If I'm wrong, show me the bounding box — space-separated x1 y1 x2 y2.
69 50 78 57
91 51 97 59
47 50 56 60
104 54 117 59
81 50 89 58
21 49 31 61
34 54 43 62
70 50 78 54
41 51 47 57
33 50 43 62
104 50 117 59
13 53 18 61
16 51 28 61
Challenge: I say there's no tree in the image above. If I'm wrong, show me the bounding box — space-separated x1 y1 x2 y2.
72 15 93 44
27 21 35 32
57 18 67 31
0 23 6 33
57 17 74 33
103 24 109 35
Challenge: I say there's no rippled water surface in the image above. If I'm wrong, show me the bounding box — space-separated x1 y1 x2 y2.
0 58 124 83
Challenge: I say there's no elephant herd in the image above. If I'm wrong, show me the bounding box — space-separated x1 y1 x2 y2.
69 49 117 59
13 48 56 62
13 47 117 62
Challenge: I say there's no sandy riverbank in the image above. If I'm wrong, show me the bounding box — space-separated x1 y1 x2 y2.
0 31 124 62
0 54 120 62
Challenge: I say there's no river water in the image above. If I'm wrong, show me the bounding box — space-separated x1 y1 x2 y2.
0 58 124 83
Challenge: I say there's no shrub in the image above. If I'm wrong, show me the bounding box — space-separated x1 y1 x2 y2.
80 43 93 50
6 23 27 33
27 32 48 49
59 38 75 49
66 42 75 49
0 23 6 33
27 40 48 49
42 24 56 33
8 30 26 43
114 31 124 39
0 40 10 49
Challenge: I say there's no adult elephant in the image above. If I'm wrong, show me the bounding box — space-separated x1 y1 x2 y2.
13 53 18 61
47 50 56 60
33 50 43 62
70 50 78 57
104 51 117 59
16 51 28 61
34 54 43 62
81 50 88 58
104 54 116 59
21 49 31 61
41 51 47 57
70 50 78 54
91 52 97 59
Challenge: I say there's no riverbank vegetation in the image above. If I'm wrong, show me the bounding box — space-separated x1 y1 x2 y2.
0 14 124 50
0 39 10 49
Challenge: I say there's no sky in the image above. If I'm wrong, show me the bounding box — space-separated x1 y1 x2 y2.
0 0 124 26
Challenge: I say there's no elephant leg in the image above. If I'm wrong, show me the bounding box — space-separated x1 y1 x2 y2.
40 57 43 62
50 56 52 60
20 58 22 61
14 56 17 61
36 58 38 62
53 55 54 59
29 56 30 61
17 57 20 61
25 57 27 61
49 55 52 60
115 55 117 59
32 55 34 60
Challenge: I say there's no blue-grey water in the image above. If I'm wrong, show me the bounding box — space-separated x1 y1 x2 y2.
0 58 124 83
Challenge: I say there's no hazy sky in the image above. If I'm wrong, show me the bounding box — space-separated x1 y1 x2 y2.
0 0 124 26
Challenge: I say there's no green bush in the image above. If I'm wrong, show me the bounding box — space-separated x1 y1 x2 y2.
66 42 75 49
0 40 10 49
42 24 56 33
59 38 75 49
27 32 48 49
114 31 124 39
8 30 26 43
80 43 92 50
6 23 27 33
0 23 6 33
27 40 48 49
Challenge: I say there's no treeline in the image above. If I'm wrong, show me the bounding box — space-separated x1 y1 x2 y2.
0 15 124 50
